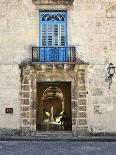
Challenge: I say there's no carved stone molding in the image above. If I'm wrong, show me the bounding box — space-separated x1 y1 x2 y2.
32 0 74 5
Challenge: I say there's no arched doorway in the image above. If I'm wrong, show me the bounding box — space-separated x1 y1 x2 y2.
36 82 72 131
42 87 64 130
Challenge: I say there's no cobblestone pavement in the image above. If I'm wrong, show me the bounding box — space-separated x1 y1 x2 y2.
0 141 116 155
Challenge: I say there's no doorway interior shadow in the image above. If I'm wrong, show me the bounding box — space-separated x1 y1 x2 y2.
36 82 72 131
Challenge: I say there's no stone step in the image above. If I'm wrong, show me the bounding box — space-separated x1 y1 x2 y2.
32 131 74 137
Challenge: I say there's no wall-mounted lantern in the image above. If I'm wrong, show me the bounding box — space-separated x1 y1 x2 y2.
107 63 116 89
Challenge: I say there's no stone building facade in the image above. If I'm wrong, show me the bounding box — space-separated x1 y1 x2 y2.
0 0 116 134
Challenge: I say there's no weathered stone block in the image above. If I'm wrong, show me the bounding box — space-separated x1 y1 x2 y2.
77 128 88 136
21 106 29 111
31 79 36 90
79 112 87 118
32 0 74 5
21 85 29 91
21 99 29 105
21 92 30 98
21 112 29 118
30 119 36 126
30 101 36 110
79 119 87 125
72 101 78 110
78 92 86 98
23 77 29 84
22 119 30 126
78 69 85 74
78 77 85 84
79 106 86 111
31 91 36 100
78 99 86 105
71 86 78 99
78 85 86 91
32 64 43 71
72 119 76 125
42 64 52 72
53 64 64 70
23 70 30 76
68 64 75 70
72 111 77 118
73 74 78 85
30 111 36 118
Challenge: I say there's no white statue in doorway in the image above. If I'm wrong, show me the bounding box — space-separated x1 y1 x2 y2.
51 106 54 122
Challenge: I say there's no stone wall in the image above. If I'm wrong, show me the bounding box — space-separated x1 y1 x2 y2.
0 0 116 132
20 64 87 131
0 0 36 129
32 0 74 5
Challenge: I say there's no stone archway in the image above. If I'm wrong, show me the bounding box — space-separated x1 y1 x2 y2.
43 86 64 119
20 64 88 134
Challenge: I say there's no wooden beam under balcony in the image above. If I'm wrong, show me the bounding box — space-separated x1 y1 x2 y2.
32 0 74 5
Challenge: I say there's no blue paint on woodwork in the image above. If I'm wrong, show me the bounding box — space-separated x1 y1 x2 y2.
39 11 68 62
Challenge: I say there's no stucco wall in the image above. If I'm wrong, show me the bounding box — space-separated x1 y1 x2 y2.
0 0 36 129
0 0 116 132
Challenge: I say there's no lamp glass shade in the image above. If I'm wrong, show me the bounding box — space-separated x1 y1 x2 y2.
109 67 115 75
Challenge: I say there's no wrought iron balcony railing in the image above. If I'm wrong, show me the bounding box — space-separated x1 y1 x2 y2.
32 46 76 63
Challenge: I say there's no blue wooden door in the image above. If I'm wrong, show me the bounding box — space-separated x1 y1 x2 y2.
39 11 67 62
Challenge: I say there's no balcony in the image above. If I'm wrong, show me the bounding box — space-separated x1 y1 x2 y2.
32 46 76 63
32 0 74 5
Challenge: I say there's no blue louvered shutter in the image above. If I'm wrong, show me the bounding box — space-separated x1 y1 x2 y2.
39 11 67 62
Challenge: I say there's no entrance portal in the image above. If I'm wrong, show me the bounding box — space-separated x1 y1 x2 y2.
36 82 72 131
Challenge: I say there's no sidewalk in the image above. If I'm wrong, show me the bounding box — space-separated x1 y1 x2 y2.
0 129 116 142
0 135 116 142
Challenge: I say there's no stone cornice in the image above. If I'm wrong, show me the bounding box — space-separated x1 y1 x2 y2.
76 58 89 65
32 0 74 5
